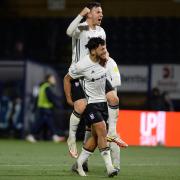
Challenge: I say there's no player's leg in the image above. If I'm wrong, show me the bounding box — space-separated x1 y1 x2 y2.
105 87 120 170
93 120 118 177
67 99 87 158
73 134 97 176
81 100 120 173
83 128 92 146
44 111 65 143
67 80 87 158
26 109 44 143
105 82 128 171
109 141 120 170
106 82 128 149
81 93 110 170
88 103 118 177
105 81 119 137
72 123 97 176
73 118 117 177
82 127 91 172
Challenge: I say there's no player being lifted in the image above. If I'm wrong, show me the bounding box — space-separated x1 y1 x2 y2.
64 37 118 177
65 1 127 171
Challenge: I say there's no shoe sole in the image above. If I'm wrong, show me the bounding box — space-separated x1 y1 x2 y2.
107 136 128 148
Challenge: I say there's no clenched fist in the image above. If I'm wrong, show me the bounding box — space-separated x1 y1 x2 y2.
79 7 90 17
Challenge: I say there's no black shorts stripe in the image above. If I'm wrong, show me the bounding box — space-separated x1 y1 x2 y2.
75 40 78 63
75 39 80 63
78 39 80 61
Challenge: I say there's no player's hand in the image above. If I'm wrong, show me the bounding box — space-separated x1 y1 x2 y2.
79 7 90 17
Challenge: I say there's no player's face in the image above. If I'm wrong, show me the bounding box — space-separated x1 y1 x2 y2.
90 7 103 26
95 44 107 59
48 76 56 85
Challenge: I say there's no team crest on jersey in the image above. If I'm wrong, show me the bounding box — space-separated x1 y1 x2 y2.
89 113 95 120
75 82 79 87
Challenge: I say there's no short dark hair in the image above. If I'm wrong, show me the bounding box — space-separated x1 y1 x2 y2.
86 2 101 10
85 37 105 51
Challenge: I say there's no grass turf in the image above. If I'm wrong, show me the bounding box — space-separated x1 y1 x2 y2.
0 140 180 180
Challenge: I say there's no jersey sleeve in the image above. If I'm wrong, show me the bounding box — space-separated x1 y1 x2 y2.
106 57 121 87
66 15 83 38
68 62 84 79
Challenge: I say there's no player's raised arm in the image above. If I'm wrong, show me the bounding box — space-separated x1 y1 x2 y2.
66 7 90 37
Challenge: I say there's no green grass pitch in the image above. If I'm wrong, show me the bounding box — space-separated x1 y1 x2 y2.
0 140 180 180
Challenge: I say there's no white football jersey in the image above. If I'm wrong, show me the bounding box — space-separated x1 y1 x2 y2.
106 57 121 88
71 21 106 65
69 55 107 104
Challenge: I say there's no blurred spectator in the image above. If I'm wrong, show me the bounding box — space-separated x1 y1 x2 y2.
0 86 24 138
0 94 13 130
148 88 174 111
11 96 23 138
26 74 65 143
161 91 174 111
12 40 26 59
148 87 166 111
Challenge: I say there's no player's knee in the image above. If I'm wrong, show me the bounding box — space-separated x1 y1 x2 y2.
84 137 97 151
95 122 107 137
106 91 119 106
74 99 87 114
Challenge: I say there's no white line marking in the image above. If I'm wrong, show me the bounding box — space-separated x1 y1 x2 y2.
0 163 179 167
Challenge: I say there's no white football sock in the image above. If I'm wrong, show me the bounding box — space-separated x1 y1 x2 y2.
68 111 81 140
77 148 93 165
110 142 120 169
100 148 114 173
108 105 119 136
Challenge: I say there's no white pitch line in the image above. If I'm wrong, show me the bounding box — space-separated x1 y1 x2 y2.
0 164 69 167
123 163 180 166
0 163 179 167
